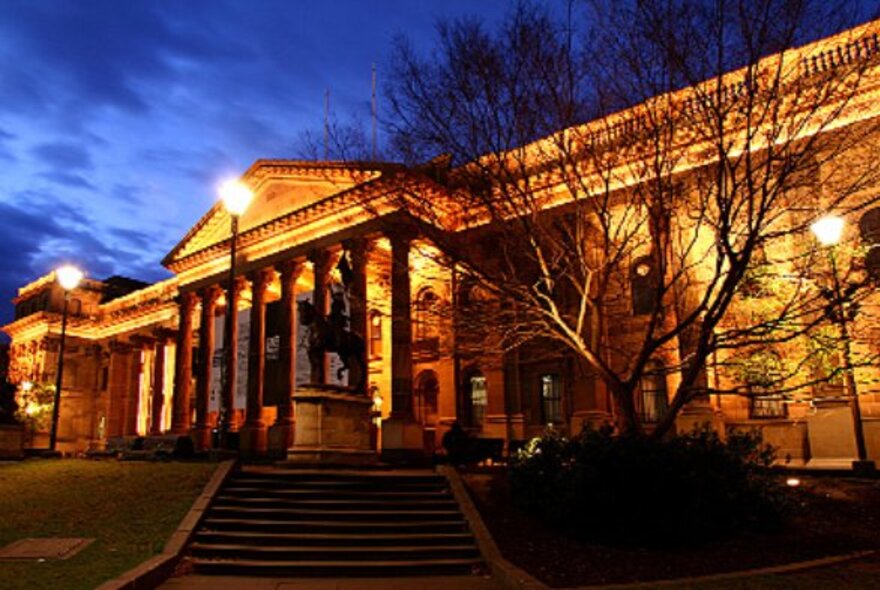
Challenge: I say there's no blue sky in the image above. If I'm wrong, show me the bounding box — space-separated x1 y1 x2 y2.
0 0 510 324
0 1 876 328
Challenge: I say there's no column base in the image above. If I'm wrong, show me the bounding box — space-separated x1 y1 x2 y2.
190 425 212 451
380 416 425 464
267 421 294 458
239 422 268 457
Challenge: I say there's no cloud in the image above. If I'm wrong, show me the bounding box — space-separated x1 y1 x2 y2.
39 171 96 190
31 142 93 171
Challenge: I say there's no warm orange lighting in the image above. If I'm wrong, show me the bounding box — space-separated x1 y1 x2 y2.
20 380 33 392
810 215 845 246
56 264 84 291
218 178 254 217
786 477 801 487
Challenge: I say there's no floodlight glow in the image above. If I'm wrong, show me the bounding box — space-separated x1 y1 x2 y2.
218 179 254 217
56 264 84 291
810 215 845 246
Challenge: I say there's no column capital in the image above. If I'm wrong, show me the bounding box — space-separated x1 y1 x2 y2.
199 284 223 306
108 340 133 354
176 290 198 310
277 258 304 278
247 267 275 297
384 224 418 246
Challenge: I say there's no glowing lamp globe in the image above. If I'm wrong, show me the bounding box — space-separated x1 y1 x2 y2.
218 179 254 217
56 264 84 291
810 215 845 246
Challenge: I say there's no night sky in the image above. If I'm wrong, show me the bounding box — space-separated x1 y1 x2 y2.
0 0 509 326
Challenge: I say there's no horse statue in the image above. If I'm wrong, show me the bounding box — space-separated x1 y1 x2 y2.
297 298 367 393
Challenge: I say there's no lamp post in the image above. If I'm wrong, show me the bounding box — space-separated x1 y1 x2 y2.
218 179 254 449
810 215 875 473
49 264 84 452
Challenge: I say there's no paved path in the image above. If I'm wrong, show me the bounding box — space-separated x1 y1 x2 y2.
157 574 502 590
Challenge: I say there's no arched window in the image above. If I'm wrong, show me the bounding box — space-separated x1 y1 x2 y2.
414 370 440 426
414 288 440 342
368 310 382 358
638 360 669 424
69 298 82 316
462 368 487 428
631 256 658 316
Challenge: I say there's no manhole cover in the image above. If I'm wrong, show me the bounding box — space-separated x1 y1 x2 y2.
0 538 94 561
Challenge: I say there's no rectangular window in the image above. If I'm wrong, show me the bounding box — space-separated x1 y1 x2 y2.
749 387 787 419
470 375 487 426
540 373 562 424
639 365 668 424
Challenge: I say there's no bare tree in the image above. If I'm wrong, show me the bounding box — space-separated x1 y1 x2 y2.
382 0 880 438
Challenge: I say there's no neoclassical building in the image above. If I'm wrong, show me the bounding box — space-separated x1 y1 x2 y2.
6 19 880 465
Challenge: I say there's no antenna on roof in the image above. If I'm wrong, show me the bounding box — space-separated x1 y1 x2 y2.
371 63 377 160
324 88 330 160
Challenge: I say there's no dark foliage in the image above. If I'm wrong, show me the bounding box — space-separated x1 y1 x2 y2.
508 426 787 544
172 435 195 459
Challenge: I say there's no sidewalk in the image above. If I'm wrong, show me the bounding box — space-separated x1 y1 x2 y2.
157 574 502 590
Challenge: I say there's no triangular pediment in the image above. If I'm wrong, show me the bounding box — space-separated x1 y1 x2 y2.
163 160 391 268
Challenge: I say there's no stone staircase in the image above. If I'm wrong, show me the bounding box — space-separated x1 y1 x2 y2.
187 465 484 577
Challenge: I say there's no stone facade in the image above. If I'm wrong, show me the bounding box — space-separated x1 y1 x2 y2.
4 21 880 466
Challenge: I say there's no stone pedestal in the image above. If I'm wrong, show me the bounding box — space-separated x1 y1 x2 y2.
285 386 375 464
239 423 267 457
806 399 858 469
267 420 294 458
191 425 212 451
381 416 425 463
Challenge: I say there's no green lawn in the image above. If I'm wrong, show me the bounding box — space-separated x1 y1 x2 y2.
0 459 217 590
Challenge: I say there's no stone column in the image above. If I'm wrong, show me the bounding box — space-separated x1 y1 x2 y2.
222 277 246 431
270 259 303 455
192 286 220 449
381 230 424 461
241 268 273 456
309 249 332 384
171 292 196 434
390 233 414 417
347 239 370 396
107 341 132 438
149 339 166 435
124 344 143 436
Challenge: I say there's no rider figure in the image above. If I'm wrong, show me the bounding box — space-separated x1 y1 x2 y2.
328 284 349 349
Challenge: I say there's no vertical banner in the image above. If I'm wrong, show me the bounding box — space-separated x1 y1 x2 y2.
263 300 285 406
209 316 223 412
208 309 251 412
236 308 250 410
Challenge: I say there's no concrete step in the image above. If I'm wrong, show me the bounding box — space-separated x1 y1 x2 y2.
226 477 448 491
201 517 471 534
235 469 444 484
189 557 482 577
208 506 464 522
193 530 476 547
189 542 481 561
220 487 453 501
213 496 461 510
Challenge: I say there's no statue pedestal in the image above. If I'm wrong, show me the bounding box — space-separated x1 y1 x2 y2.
285 385 376 465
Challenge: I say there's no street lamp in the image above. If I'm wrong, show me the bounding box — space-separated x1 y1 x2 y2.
49 264 84 452
810 214 875 473
218 178 254 449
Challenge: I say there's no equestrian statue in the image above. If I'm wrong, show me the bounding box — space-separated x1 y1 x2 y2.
297 254 367 393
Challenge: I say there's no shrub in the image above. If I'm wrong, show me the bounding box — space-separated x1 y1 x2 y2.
508 426 787 544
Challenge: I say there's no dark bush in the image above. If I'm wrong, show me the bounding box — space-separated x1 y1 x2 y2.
508 426 787 545
173 435 196 459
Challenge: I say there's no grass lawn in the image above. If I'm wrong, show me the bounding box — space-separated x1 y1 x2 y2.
0 459 217 590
